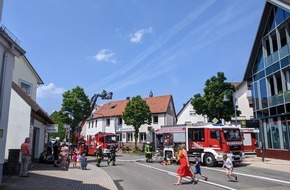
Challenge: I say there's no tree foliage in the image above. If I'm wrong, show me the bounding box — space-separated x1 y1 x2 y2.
122 95 152 150
191 72 240 123
60 86 91 141
50 111 66 140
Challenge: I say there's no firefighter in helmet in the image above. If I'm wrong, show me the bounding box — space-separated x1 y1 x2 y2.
145 142 153 163
107 145 116 166
95 145 103 167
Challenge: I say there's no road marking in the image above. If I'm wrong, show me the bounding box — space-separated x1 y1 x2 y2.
134 161 237 190
204 167 290 184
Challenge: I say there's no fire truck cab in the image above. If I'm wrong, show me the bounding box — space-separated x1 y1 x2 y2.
86 132 118 157
160 123 245 167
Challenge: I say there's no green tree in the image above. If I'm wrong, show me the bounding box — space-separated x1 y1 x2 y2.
60 86 91 141
191 72 240 123
122 95 152 151
50 111 66 140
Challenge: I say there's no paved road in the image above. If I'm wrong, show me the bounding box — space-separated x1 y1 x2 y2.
1 153 289 190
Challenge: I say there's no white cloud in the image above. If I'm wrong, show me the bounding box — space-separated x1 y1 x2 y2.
37 83 65 98
129 27 153 43
94 49 116 63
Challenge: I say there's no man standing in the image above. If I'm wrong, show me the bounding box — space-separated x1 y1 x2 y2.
95 145 103 167
19 137 30 177
107 145 116 166
145 142 153 163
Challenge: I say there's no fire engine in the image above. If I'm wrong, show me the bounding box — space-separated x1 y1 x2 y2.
86 132 118 157
158 123 245 167
240 128 259 153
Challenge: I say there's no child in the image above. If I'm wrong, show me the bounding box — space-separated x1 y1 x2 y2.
193 157 208 181
80 153 88 170
222 154 238 181
72 148 78 168
76 152 81 169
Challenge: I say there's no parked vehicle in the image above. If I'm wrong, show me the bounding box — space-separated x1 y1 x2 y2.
240 128 259 153
159 123 245 167
86 132 118 157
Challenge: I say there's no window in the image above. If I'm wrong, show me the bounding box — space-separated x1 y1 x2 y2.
139 132 146 142
118 118 122 125
20 80 32 96
188 128 204 141
106 118 110 126
153 116 158 124
127 133 133 142
189 111 196 117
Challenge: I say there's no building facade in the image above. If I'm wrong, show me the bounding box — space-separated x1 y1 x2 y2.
5 55 54 161
244 0 290 160
0 25 24 185
177 98 208 124
85 94 177 149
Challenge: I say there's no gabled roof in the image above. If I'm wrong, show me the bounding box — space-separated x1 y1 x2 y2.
21 55 44 85
177 98 192 118
12 81 53 124
92 95 174 118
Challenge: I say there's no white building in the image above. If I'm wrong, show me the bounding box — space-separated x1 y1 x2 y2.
5 55 54 161
177 98 208 124
0 25 25 185
84 94 177 149
177 81 254 127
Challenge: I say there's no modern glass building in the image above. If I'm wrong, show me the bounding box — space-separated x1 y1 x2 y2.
244 0 290 160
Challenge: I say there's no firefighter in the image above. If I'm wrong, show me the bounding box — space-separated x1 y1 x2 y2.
95 145 103 167
145 142 153 163
107 145 116 166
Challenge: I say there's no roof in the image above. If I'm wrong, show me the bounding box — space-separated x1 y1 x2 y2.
22 55 44 85
12 82 53 124
243 0 290 81
91 95 174 118
177 98 192 118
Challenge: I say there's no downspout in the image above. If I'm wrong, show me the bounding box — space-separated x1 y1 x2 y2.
0 43 14 121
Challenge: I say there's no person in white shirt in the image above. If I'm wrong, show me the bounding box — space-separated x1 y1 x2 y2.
222 154 238 181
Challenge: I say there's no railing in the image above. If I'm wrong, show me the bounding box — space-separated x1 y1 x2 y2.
284 90 290 103
268 93 284 106
0 25 21 45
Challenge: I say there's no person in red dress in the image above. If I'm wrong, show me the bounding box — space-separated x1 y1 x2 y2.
174 144 196 185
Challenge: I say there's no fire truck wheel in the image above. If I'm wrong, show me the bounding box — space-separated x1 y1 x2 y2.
204 153 216 167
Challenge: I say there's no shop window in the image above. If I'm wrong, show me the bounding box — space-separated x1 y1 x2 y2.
127 133 133 142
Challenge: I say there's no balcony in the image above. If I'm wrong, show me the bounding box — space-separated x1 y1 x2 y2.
268 93 284 107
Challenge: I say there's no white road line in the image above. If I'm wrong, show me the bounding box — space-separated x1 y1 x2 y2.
134 161 237 190
203 167 290 184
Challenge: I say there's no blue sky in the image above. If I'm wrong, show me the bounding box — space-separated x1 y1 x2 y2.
2 0 265 115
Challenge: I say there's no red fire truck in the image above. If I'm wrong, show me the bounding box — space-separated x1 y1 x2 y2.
159 123 245 167
86 132 118 157
240 128 259 153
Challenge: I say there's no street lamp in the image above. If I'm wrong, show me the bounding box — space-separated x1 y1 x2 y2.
90 90 113 112
223 89 238 126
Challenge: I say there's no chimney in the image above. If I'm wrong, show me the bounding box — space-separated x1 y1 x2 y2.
149 90 153 97
126 97 130 100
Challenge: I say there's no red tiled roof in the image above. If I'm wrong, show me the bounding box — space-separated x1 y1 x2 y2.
92 95 172 118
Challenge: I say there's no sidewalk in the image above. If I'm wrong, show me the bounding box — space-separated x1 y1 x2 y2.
243 155 290 173
1 161 118 190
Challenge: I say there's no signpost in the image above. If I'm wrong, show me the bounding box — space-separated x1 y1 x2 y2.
46 124 58 133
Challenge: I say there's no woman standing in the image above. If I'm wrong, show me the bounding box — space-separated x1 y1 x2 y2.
174 144 196 185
